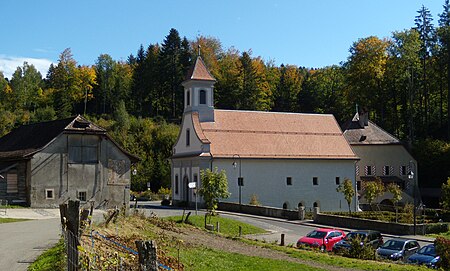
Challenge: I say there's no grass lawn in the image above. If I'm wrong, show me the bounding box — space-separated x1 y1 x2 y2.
28 239 65 271
165 214 267 236
0 217 29 223
176 246 325 271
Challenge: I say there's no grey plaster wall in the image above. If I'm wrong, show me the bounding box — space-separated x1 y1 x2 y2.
30 134 131 208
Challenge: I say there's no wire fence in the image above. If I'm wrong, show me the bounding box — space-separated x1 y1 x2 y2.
60 200 176 271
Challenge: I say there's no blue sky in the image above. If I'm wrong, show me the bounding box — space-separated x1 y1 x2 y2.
0 0 444 79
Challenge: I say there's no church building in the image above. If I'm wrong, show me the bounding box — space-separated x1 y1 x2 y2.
171 55 359 212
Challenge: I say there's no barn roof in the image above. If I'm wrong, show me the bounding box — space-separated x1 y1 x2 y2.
192 110 358 160
0 115 139 162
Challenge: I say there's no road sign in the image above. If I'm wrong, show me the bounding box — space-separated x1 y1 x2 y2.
188 182 196 189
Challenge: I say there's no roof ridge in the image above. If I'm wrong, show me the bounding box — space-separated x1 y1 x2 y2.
214 109 333 116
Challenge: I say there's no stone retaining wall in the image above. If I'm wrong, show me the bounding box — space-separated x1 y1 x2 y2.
218 202 301 220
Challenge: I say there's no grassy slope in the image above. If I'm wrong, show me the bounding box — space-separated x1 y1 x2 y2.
165 214 267 235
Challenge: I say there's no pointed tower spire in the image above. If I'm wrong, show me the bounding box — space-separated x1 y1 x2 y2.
198 44 201 57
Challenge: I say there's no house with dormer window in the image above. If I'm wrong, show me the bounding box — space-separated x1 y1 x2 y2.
171 55 359 212
342 110 418 205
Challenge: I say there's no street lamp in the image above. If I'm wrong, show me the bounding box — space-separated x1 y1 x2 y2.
232 154 243 209
408 161 416 235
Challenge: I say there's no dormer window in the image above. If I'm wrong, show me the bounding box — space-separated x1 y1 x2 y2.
199 90 206 105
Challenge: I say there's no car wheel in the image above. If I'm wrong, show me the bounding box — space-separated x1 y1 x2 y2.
320 245 326 252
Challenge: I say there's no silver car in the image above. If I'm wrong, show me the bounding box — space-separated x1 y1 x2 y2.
376 238 420 261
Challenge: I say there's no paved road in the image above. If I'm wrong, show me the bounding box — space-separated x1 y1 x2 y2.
134 201 434 247
0 218 60 271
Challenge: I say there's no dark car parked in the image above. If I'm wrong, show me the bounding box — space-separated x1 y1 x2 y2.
332 230 383 252
376 238 420 261
407 244 440 268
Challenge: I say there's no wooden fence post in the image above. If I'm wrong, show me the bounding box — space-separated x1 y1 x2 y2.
281 234 285 246
135 240 158 271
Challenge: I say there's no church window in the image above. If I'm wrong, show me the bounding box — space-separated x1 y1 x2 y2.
286 177 292 186
335 177 340 185
313 177 318 186
199 90 206 104
186 129 190 146
186 91 190 106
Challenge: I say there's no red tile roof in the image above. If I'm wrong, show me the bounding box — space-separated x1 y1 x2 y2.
184 56 216 82
193 110 358 160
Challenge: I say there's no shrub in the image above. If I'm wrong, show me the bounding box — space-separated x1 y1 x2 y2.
435 237 450 269
426 223 449 234
161 198 171 206
343 236 376 260
249 194 261 206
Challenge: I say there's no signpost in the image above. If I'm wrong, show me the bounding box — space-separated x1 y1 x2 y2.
188 182 198 215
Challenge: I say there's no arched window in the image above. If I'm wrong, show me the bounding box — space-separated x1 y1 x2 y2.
199 90 206 105
186 91 190 106
282 201 290 209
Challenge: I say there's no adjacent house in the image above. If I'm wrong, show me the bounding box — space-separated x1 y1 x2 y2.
0 115 139 208
341 110 418 206
171 55 359 212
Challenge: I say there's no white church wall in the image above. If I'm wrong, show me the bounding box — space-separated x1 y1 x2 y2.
213 158 357 212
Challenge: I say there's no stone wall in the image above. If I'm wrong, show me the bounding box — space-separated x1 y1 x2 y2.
313 211 425 235
218 202 301 220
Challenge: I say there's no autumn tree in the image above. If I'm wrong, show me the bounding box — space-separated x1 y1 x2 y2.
386 183 403 222
345 36 389 125
336 178 355 214
362 179 385 209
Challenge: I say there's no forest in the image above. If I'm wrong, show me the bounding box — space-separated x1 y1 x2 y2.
0 2 449 199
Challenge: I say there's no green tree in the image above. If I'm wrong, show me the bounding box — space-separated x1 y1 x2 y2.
440 177 450 210
415 5 436 133
199 167 230 213
336 178 355 214
94 54 115 114
438 0 450 139
9 62 43 111
362 179 385 209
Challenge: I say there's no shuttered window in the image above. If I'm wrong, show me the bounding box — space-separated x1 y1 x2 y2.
6 172 18 193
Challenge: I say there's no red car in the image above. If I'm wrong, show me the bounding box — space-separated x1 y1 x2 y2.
297 228 346 251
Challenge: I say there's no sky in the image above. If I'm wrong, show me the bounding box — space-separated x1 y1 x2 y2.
0 0 444 79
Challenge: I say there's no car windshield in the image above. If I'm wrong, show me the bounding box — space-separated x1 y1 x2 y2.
345 232 366 240
306 230 327 239
417 246 436 256
381 240 404 251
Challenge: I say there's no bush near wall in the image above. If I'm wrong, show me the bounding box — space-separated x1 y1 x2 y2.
435 237 450 270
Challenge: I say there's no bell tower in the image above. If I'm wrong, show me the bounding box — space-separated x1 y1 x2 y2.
181 48 216 122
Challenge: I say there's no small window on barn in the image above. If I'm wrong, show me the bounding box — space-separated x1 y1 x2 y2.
45 189 54 199
186 129 190 147
6 171 18 194
199 90 206 104
175 175 179 194
312 177 319 186
286 177 292 186
77 191 87 202
335 177 340 185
